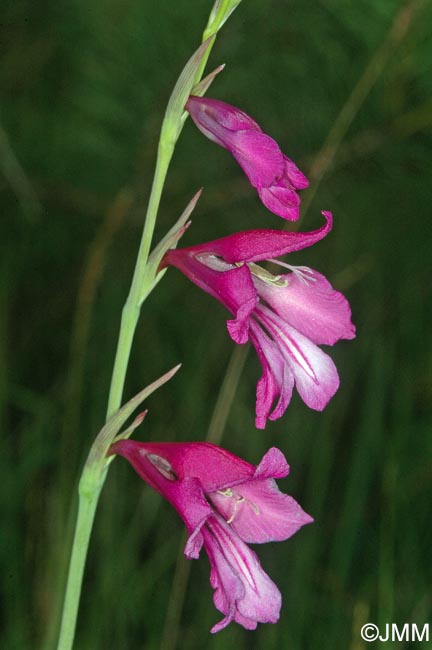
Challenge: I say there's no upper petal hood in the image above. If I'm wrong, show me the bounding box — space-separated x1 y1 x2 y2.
162 211 333 267
111 440 255 492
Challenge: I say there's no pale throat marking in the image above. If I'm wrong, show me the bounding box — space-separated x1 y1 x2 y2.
195 253 238 272
145 453 177 481
267 259 316 285
216 487 260 524
248 262 288 286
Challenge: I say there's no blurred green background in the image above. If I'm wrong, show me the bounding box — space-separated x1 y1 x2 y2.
1 0 431 648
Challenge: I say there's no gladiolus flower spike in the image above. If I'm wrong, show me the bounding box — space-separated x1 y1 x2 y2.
186 96 309 221
161 211 355 428
109 440 313 633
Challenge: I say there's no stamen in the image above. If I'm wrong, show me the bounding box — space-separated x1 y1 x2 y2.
248 262 288 287
217 488 233 497
226 496 245 524
267 259 316 285
214 488 261 524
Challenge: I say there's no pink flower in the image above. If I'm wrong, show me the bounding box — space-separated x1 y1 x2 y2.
162 211 355 428
186 96 309 221
109 440 312 633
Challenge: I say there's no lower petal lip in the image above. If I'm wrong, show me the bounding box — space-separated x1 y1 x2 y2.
207 517 258 591
257 305 318 382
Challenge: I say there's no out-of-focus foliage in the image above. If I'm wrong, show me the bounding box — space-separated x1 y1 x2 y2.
1 0 431 649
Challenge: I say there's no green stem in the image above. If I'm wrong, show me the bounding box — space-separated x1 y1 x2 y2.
56 476 103 650
56 1 243 645
56 138 173 650
106 140 173 418
56 135 172 650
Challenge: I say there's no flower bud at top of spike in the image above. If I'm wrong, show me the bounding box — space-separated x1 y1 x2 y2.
186 96 309 221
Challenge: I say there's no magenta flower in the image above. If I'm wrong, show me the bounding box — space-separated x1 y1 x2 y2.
186 96 309 221
109 440 312 632
162 211 355 428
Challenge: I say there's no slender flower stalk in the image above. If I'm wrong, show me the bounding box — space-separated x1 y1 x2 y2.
56 3 241 647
